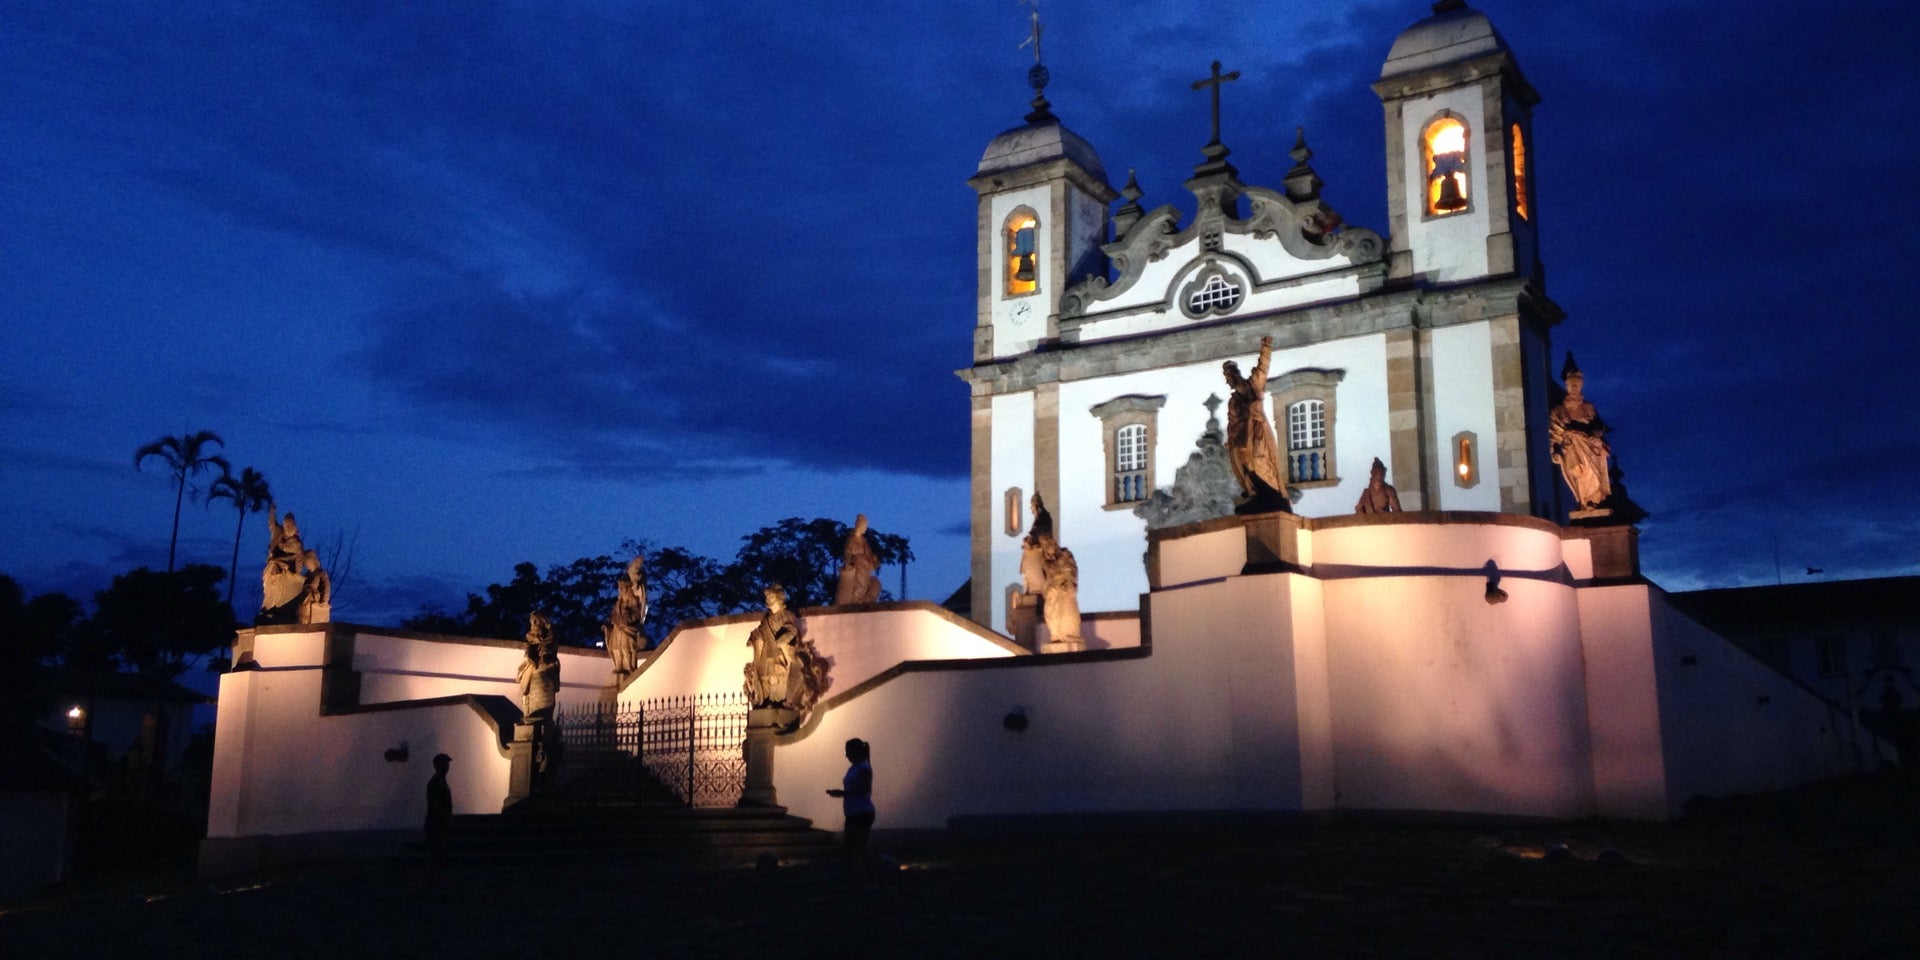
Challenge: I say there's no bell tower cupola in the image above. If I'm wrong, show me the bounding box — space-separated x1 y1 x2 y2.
966 17 1118 362
1374 1 1542 286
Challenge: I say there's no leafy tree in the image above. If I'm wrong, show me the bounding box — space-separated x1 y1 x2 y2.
720 517 915 611
135 430 230 573
0 575 83 743
86 565 234 678
401 518 914 650
207 466 273 608
633 544 729 645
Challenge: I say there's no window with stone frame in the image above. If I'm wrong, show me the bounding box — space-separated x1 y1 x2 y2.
1267 368 1344 488
1421 113 1471 217
1004 208 1039 297
1089 394 1166 508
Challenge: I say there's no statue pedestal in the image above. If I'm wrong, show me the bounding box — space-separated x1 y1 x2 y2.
1039 638 1085 654
1569 507 1613 521
1007 593 1041 649
505 720 542 810
741 707 798 807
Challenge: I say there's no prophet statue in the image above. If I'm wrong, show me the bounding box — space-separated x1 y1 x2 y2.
1549 356 1613 511
1020 492 1056 595
1354 457 1403 514
1039 542 1083 645
833 514 882 605
743 584 831 712
603 555 647 674
1222 336 1292 513
517 613 561 720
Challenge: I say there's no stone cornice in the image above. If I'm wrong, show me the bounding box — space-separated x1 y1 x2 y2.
959 275 1553 395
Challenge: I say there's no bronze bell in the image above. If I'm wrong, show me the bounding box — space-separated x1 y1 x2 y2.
1014 252 1036 282
1434 173 1467 212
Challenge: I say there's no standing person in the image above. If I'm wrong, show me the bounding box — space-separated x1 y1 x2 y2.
425 753 453 865
825 738 875 879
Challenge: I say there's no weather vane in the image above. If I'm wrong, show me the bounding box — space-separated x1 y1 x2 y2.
1016 0 1053 121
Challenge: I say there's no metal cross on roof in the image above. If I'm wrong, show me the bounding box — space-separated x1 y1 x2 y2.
1190 60 1241 148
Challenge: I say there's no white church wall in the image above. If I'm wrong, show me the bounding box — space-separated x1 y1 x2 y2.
1573 584 1671 820
621 604 1024 705
350 629 611 708
1314 520 1596 818
989 391 1035 631
207 666 510 838
1399 89 1491 283
1073 274 1365 343
1428 323 1501 511
1646 594 1865 816
772 574 1314 830
988 187 1053 358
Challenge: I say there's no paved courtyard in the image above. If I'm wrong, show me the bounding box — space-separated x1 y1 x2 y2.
4 776 1916 959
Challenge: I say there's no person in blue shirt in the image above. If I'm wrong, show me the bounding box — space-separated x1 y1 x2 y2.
826 737 874 878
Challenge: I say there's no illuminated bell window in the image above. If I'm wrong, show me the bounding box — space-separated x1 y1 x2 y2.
1422 116 1470 216
1286 399 1327 482
1006 212 1038 296
1510 123 1529 221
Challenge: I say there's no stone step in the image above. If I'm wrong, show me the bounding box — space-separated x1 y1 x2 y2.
431 804 837 863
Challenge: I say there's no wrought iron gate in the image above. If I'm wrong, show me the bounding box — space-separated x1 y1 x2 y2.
553 693 747 807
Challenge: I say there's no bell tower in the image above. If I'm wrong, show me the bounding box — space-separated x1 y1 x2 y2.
1373 1 1542 286
965 55 1118 362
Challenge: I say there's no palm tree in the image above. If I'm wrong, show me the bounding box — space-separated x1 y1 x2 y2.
135 430 231 573
207 466 273 607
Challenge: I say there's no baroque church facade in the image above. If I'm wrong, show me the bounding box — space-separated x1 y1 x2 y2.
962 1 1563 628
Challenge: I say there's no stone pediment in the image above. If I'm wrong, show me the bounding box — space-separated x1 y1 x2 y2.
1060 143 1385 343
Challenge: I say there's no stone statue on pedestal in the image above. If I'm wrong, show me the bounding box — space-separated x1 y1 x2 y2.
833 514 882 605
1354 457 1403 513
1039 542 1083 649
1222 336 1293 514
743 584 831 713
258 505 332 625
1550 354 1613 513
603 555 647 675
517 613 561 720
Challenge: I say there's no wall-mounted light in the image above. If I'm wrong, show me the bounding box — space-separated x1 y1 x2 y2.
1452 431 1478 488
66 705 85 733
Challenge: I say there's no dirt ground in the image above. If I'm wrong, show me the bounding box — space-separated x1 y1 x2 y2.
4 775 1917 959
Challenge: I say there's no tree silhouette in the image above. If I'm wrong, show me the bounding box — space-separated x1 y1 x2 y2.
207 466 273 609
134 430 230 573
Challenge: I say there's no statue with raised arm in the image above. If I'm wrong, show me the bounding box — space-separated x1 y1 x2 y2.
1222 336 1292 513
1549 355 1613 512
603 554 647 674
260 505 307 615
833 514 882 605
1354 457 1403 514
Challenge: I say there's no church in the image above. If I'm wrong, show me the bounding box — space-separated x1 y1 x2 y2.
200 3 1869 876
963 0 1567 626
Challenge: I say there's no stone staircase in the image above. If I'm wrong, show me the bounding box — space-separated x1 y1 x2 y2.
435 804 839 864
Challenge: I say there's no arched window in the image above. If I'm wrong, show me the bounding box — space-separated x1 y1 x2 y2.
1421 116 1470 216
1510 123 1529 221
1005 211 1038 296
1286 399 1328 482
